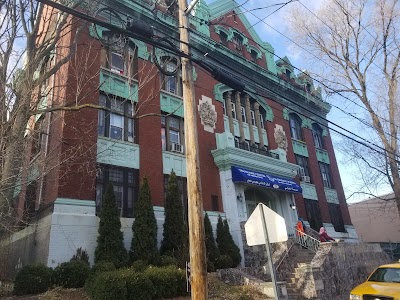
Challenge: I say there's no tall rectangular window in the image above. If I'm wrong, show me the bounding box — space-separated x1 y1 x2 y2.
319 162 333 188
96 165 138 218
241 106 246 123
98 94 135 143
295 155 311 181
250 110 256 126
161 60 182 96
231 102 237 119
161 115 184 154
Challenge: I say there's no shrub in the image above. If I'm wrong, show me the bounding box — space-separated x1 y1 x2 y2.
95 183 128 268
87 271 127 300
160 171 188 266
216 216 242 267
70 247 90 265
131 260 148 272
216 254 233 269
123 271 154 300
92 261 116 274
204 213 220 268
207 260 216 272
144 266 187 299
53 260 90 288
158 255 178 267
130 178 159 264
14 264 53 296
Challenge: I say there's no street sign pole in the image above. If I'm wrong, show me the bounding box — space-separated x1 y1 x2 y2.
260 204 280 300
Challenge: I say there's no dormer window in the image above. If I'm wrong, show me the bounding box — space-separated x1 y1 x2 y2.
306 83 312 93
250 50 258 63
220 31 228 46
286 69 291 79
233 33 243 53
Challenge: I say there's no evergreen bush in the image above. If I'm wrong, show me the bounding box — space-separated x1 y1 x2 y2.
204 213 220 270
91 261 116 274
70 247 90 265
130 178 159 264
124 271 154 300
158 255 179 267
216 215 242 267
94 183 128 267
53 260 90 288
216 254 233 269
87 271 127 300
13 264 53 296
160 171 188 266
144 266 187 299
131 260 148 272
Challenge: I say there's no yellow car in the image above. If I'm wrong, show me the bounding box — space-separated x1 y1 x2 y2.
350 263 400 300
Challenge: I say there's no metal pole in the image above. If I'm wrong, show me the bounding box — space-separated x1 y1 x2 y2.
177 0 208 299
260 204 280 300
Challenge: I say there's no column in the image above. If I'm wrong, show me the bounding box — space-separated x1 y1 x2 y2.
235 92 245 143
225 92 235 135
254 103 264 148
245 95 255 146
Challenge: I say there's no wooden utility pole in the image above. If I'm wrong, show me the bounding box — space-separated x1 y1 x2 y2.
177 0 208 299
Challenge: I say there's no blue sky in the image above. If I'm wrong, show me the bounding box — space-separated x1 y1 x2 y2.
205 0 392 203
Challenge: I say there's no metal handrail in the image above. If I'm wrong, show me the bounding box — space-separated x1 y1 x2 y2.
275 238 296 270
294 228 321 252
305 226 320 240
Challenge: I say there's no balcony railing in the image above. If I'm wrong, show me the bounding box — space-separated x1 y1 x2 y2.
235 141 280 160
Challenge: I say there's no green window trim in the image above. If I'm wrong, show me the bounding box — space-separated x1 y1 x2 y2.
213 25 233 41
283 108 312 129
310 121 328 137
246 44 262 59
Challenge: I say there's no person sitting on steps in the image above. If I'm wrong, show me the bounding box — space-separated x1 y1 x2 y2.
319 227 335 242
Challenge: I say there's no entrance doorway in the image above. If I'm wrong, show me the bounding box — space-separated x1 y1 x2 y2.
304 199 323 231
244 187 276 218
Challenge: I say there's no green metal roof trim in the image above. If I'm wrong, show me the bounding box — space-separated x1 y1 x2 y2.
208 0 265 47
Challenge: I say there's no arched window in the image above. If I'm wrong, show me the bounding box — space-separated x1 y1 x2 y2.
220 31 228 45
289 113 303 141
232 33 243 53
312 123 324 149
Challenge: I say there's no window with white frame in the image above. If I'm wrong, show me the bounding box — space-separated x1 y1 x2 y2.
232 33 243 53
96 164 138 218
250 110 256 126
319 162 333 188
98 94 135 142
259 113 265 129
231 102 237 119
289 113 303 141
241 106 246 123
161 59 182 96
312 123 324 149
161 115 184 154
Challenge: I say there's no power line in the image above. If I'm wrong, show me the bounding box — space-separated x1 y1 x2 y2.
35 0 400 162
199 9 400 141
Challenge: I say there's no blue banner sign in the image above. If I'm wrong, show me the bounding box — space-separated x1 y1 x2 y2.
231 166 302 193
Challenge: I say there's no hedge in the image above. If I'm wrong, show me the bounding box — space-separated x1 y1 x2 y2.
86 266 187 300
14 264 53 296
53 260 90 288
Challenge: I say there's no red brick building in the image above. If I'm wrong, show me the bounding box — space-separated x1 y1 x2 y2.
10 0 357 270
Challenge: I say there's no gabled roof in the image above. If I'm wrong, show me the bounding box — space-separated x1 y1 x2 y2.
208 0 265 47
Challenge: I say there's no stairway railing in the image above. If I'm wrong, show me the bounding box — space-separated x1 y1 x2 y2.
305 226 320 240
294 228 321 252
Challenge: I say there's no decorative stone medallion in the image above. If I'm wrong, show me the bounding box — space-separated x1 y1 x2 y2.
198 95 217 133
274 124 288 151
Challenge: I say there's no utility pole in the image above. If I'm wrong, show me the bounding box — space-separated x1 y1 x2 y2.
177 0 208 299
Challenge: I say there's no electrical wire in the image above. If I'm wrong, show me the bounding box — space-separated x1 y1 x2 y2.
34 0 400 162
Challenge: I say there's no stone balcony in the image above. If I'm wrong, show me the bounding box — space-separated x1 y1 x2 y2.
212 131 300 178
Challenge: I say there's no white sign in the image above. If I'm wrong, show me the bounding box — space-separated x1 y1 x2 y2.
245 203 288 245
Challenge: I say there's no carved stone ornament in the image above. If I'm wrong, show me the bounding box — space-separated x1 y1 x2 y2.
274 124 288 151
198 95 217 133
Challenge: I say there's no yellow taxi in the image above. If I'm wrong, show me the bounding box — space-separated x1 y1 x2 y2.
350 263 400 300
